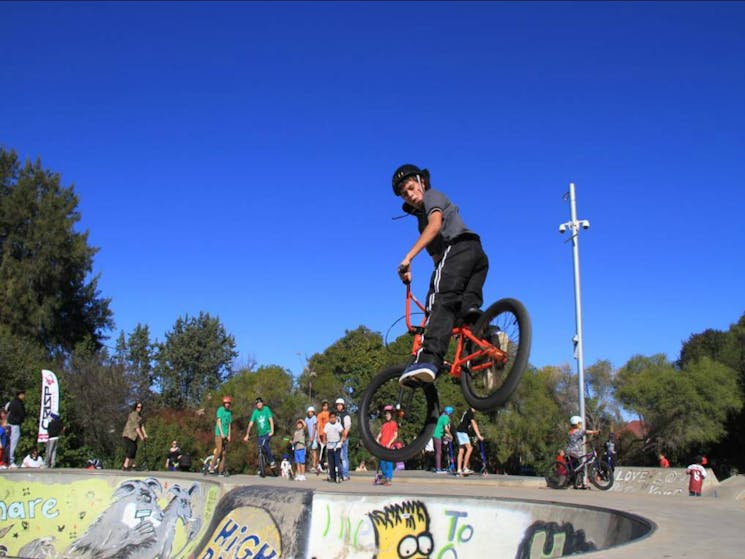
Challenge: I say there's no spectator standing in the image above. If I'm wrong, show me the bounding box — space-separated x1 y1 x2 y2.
209 396 233 476
45 413 64 468
0 409 10 467
292 417 307 481
165 440 182 471
355 460 368 472
604 433 617 470
687 456 707 497
375 405 398 486
335 398 352 481
659 454 670 468
22 448 44 468
6 390 27 468
323 411 344 483
455 407 484 476
432 406 454 473
244 397 276 469
305 406 318 473
315 400 330 473
121 402 148 471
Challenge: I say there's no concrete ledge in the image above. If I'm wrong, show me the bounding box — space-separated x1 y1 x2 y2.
610 466 719 497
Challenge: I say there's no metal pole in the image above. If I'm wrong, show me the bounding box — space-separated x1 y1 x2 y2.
560 182 590 485
568 183 586 431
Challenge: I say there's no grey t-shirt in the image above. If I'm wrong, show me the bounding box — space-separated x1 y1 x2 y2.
567 429 586 458
404 188 474 262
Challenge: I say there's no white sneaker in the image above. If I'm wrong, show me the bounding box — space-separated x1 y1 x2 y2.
463 468 474 475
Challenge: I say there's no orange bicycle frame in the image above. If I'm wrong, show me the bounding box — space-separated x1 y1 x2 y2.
404 284 508 379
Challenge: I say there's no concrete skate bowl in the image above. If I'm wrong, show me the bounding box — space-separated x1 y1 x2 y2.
0 470 653 558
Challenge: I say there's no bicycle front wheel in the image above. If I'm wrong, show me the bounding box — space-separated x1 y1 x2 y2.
358 364 440 462
589 460 614 490
462 297 532 411
545 461 570 489
257 445 267 478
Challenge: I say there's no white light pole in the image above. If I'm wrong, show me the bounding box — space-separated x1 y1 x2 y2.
559 182 591 481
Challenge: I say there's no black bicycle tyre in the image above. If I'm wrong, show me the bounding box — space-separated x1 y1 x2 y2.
358 364 440 462
588 459 614 491
545 461 571 489
257 444 266 478
461 297 532 411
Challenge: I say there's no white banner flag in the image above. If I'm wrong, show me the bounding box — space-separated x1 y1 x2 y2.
37 369 60 443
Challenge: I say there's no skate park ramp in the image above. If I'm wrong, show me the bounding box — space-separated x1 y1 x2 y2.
0 470 652 558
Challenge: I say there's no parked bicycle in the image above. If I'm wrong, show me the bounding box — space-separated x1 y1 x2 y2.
545 447 614 490
358 283 531 461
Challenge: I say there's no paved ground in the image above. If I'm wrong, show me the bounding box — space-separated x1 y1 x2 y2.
225 469 745 558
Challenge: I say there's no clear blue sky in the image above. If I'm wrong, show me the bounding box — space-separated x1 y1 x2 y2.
2 1 744 379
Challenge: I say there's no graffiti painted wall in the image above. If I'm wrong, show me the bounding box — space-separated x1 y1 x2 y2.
0 473 218 559
306 494 649 559
611 467 719 496
1 472 652 559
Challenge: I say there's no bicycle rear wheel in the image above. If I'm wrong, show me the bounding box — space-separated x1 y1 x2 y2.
588 460 614 490
358 364 440 462
545 461 571 489
461 297 531 411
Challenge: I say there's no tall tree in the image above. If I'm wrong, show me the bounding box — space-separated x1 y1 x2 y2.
156 312 237 409
62 341 131 464
681 314 745 473
0 148 112 363
114 324 157 406
614 353 742 463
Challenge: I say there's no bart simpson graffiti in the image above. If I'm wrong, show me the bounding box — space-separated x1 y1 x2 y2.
0 476 215 559
368 500 433 559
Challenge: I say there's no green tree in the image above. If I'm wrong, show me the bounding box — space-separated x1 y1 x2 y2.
156 312 238 409
62 341 131 466
614 353 742 464
487 365 566 474
202 364 298 474
680 314 745 474
114 324 157 406
0 148 112 366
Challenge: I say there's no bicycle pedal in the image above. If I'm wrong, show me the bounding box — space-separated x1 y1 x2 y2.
401 378 425 389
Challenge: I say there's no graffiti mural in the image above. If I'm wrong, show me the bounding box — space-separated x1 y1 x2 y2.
368 500 433 559
2 472 652 559
191 486 313 559
308 494 535 558
0 475 216 559
515 521 596 559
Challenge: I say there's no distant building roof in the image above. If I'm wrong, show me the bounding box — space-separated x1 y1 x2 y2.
619 420 647 439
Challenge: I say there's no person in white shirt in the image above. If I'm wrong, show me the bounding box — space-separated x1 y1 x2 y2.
22 448 44 468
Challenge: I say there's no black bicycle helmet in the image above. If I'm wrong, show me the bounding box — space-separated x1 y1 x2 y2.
392 164 430 195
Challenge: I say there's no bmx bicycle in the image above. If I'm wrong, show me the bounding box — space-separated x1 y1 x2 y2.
246 435 276 478
545 448 614 491
358 283 531 462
